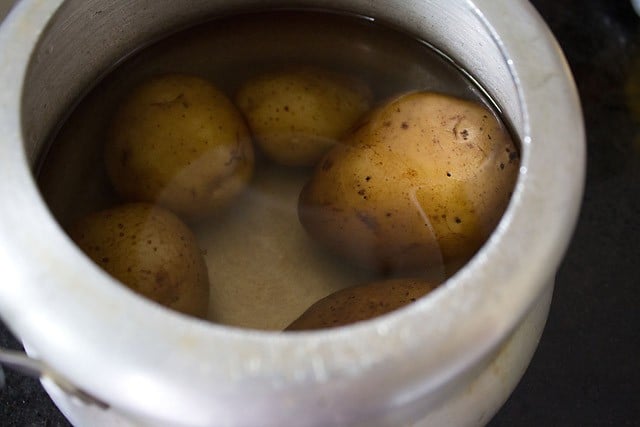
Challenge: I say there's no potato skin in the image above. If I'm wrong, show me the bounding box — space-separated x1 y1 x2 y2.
68 203 210 318
105 74 254 219
285 278 437 330
299 91 519 273
235 67 372 167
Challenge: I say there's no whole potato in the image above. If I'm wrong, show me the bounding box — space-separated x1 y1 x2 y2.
105 74 254 219
286 278 438 330
299 91 519 273
68 203 210 318
235 66 372 167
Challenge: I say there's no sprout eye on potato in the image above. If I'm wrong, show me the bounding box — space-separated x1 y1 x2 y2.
286 278 438 331
69 203 210 318
105 73 254 220
235 66 373 167
298 91 519 275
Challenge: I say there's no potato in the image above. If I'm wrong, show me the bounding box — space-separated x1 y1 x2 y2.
235 66 372 167
285 278 437 330
298 91 519 273
68 203 210 318
105 73 254 219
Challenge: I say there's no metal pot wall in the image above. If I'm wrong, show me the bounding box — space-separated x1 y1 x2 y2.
0 1 584 426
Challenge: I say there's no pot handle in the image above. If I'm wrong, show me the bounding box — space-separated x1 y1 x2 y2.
0 348 109 409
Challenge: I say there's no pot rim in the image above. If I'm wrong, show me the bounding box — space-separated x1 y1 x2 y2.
0 0 584 424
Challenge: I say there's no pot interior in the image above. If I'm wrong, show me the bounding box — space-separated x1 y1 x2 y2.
22 0 525 331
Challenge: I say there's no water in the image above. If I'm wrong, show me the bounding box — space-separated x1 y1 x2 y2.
37 11 502 330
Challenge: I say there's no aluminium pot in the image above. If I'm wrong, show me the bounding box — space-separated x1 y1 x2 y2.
0 0 584 426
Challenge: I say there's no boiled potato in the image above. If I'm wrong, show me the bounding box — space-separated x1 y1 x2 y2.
286 278 437 330
105 74 254 219
69 203 210 318
235 66 372 167
299 91 519 273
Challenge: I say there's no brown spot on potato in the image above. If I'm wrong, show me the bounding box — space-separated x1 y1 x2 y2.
155 268 170 286
451 115 464 138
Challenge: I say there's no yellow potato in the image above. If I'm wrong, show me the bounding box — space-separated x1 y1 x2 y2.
299 91 519 273
235 66 372 167
105 73 254 219
286 278 438 330
68 203 210 318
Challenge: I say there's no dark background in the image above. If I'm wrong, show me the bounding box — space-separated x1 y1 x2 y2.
1 0 639 425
